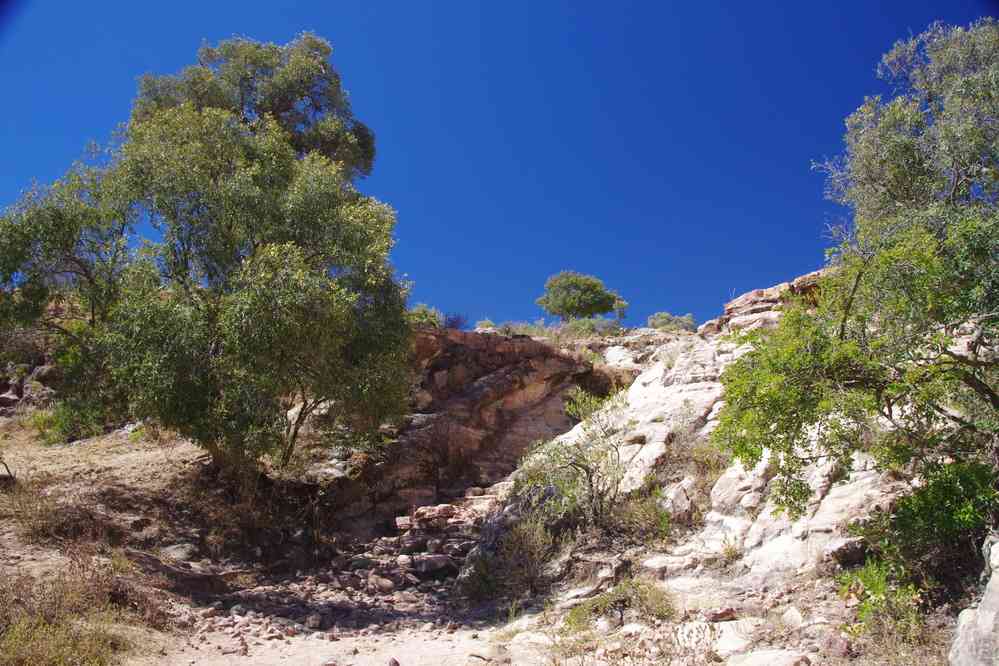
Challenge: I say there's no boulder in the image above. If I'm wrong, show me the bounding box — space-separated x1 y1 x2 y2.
950 542 999 665
413 554 458 577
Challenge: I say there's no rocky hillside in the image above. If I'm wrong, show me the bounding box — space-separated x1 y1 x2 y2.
446 269 987 665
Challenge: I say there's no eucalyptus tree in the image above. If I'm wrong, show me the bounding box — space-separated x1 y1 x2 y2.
0 34 410 467
714 20 999 512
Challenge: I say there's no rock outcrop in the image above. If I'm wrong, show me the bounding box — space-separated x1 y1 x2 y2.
950 538 999 665
314 328 595 521
0 362 59 414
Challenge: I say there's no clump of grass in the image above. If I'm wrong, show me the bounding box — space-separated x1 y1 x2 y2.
27 403 103 446
462 512 556 601
0 550 168 666
563 578 673 633
609 492 671 543
720 535 741 565
0 479 119 545
838 559 923 644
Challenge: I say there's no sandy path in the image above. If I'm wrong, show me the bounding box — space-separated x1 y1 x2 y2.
130 627 503 666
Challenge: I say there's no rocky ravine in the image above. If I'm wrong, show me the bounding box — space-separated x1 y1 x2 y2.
163 271 994 664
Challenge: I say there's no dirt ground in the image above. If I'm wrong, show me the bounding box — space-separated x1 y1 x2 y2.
0 417 535 666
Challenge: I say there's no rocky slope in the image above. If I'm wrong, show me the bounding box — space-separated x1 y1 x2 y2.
454 270 979 664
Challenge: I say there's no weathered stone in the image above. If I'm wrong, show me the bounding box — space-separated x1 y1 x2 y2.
413 554 457 576
162 542 199 562
368 573 396 593
950 543 999 665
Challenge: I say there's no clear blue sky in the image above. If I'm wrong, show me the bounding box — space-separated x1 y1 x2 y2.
1 1 995 326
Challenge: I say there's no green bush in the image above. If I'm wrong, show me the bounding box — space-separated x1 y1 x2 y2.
562 317 622 338
838 559 923 643
496 320 549 338
609 492 671 542
564 578 673 633
857 462 999 588
647 311 695 332
563 386 609 422
407 303 444 329
29 403 104 446
475 319 496 329
516 392 627 530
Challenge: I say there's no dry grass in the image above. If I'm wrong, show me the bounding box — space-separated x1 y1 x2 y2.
0 549 169 666
563 578 673 634
608 493 671 543
0 477 122 545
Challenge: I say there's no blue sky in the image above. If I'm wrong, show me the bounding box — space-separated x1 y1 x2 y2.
1 1 995 326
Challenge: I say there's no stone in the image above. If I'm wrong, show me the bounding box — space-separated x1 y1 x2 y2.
781 605 804 630
950 550 999 665
305 613 323 630
413 554 457 575
820 632 852 658
707 607 737 622
349 556 376 570
724 649 810 665
369 573 396 593
659 477 695 523
162 543 199 562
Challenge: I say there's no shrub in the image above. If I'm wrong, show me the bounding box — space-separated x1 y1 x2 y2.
29 403 103 446
0 479 119 545
0 550 167 666
563 386 609 422
407 303 444 328
564 578 673 633
838 559 923 644
562 317 622 338
475 318 496 329
516 392 627 530
496 320 549 338
609 492 671 542
856 462 999 591
647 311 696 332
495 513 555 598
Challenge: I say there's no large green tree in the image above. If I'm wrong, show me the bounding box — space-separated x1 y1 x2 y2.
0 34 410 467
713 20 999 512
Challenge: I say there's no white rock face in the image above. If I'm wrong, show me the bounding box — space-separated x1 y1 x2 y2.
492 274 979 663
583 279 901 581
950 544 999 665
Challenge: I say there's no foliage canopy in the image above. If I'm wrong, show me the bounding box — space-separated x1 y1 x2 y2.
713 20 999 513
0 34 410 467
536 271 622 321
